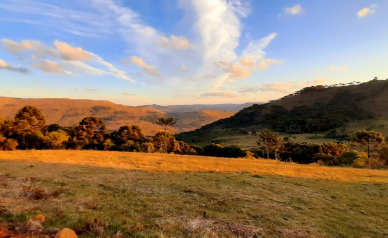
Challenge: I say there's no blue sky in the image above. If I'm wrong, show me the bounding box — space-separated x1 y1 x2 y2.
0 0 387 106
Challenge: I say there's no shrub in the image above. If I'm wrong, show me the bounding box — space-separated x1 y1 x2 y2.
203 144 246 158
2 138 19 151
140 142 155 153
338 151 365 165
352 158 366 168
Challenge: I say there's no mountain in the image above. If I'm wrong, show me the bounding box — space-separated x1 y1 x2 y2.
176 79 388 144
0 97 235 135
145 102 261 113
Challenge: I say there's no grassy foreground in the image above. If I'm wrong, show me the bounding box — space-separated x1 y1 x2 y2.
1 151 388 237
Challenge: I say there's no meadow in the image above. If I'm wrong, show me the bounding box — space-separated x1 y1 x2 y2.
1 151 388 237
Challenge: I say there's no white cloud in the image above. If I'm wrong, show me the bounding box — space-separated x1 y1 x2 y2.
214 61 251 80
200 90 239 98
1 39 57 57
157 35 193 50
1 38 132 81
256 59 283 70
187 0 249 64
0 0 111 38
54 40 93 61
0 59 29 73
121 56 161 78
31 59 67 74
241 33 277 63
358 4 377 17
240 78 330 94
284 4 303 15
178 65 187 71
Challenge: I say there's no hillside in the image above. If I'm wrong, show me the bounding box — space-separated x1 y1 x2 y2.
176 79 388 144
0 97 235 135
1 151 388 237
146 102 260 112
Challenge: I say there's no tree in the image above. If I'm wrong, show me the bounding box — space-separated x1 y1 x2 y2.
116 125 144 145
13 106 46 133
352 130 385 158
257 129 281 159
46 130 70 149
72 117 108 145
155 117 176 151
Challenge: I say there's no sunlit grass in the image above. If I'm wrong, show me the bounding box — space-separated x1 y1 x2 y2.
1 150 388 183
1 151 388 237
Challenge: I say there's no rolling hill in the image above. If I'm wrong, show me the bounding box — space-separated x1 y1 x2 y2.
176 79 388 144
0 97 235 135
145 102 261 112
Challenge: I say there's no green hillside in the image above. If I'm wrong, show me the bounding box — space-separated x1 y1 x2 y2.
176 79 388 146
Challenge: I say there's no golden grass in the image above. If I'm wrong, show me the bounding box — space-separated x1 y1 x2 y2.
1 151 388 237
1 150 387 183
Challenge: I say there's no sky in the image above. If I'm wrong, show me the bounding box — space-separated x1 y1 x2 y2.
0 0 387 106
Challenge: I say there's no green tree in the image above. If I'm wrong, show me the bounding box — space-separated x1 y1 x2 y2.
13 106 46 133
352 130 385 158
46 130 70 149
116 125 144 145
72 117 108 145
156 117 176 151
257 129 281 159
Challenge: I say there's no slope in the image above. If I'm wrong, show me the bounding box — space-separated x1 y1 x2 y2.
176 79 388 144
0 97 236 135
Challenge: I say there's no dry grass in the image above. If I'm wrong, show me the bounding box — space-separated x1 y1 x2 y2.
1 151 388 237
0 151 387 183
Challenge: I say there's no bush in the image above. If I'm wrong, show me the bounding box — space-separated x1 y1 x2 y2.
2 138 18 151
203 144 247 158
140 142 155 153
338 151 364 165
352 158 366 168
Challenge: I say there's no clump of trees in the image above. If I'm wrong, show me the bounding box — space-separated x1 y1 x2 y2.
0 106 246 158
249 128 387 169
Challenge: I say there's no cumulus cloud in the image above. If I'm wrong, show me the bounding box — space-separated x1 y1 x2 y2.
1 38 132 81
358 4 377 17
215 61 252 80
328 65 348 71
1 39 57 57
54 40 93 61
284 4 303 15
31 59 66 74
0 59 29 74
121 56 161 78
240 78 330 94
157 35 193 50
257 59 283 70
186 0 249 63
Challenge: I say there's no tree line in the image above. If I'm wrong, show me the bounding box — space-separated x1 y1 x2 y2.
250 128 388 169
0 106 249 158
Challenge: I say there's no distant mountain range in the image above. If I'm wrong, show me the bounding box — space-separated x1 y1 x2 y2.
0 97 256 135
144 102 262 112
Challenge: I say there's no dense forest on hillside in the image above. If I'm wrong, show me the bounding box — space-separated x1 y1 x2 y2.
176 79 388 142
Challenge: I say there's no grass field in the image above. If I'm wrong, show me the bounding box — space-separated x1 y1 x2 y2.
1 151 388 237
183 119 388 149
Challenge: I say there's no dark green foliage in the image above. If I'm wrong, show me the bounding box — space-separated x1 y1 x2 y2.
279 142 321 164
47 124 63 132
203 144 247 158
